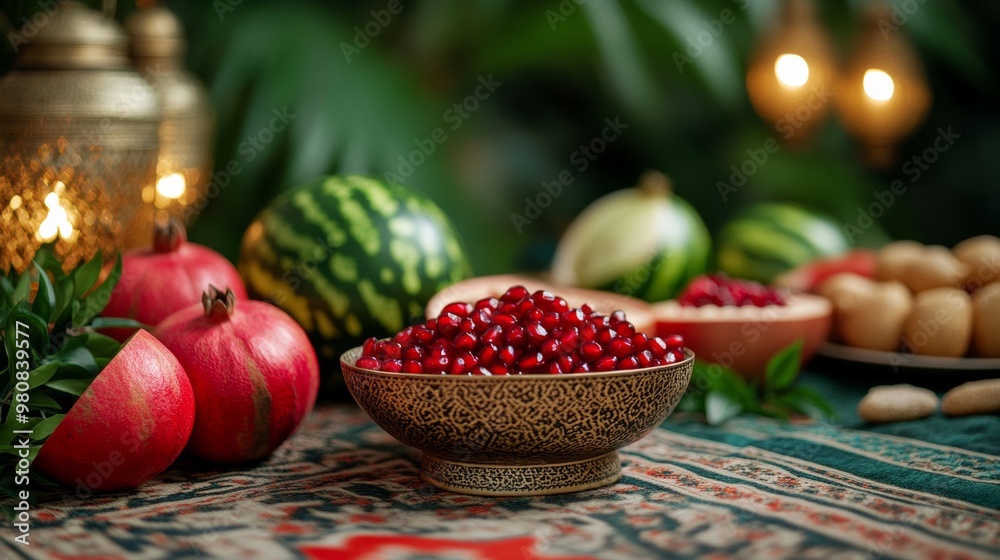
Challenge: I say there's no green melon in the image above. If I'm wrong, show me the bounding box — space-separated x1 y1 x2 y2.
239 175 470 361
716 203 850 284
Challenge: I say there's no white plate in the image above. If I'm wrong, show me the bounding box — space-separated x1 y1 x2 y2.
815 342 1000 372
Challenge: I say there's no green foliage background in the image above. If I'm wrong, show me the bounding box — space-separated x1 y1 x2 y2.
2 0 998 274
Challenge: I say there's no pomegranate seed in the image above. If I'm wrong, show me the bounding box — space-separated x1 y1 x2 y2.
482 325 504 346
518 352 545 372
648 337 668 358
531 290 556 306
589 315 610 329
581 304 594 315
609 338 634 358
562 309 586 326
597 328 618 345
450 355 473 375
382 359 403 372
559 328 579 353
631 333 648 349
356 357 380 369
501 285 529 303
441 302 473 318
362 337 377 357
541 339 560 359
572 362 591 373
580 341 603 361
475 297 500 310
437 313 462 337
402 360 423 373
525 322 548 344
383 342 402 359
475 366 493 376
615 322 635 338
506 325 527 347
499 345 517 366
403 345 424 361
392 327 413 345
542 312 561 331
458 351 478 369
637 350 654 368
526 307 544 322
617 356 639 370
489 363 510 376
547 361 563 374
667 349 686 362
374 340 388 356
580 322 598 341
498 302 518 315
517 298 535 317
471 309 493 332
665 334 685 349
430 337 452 349
551 298 569 314
423 355 450 373
593 355 617 371
454 332 478 352
557 354 575 372
609 310 627 325
459 318 476 333
415 326 435 344
492 313 517 327
480 343 499 365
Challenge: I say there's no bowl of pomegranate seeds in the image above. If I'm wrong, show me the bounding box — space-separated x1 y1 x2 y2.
340 285 693 496
652 274 831 379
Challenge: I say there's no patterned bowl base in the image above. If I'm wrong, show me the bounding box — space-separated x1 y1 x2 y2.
420 452 622 496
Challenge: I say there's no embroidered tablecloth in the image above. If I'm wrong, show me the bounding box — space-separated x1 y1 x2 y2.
3 372 998 560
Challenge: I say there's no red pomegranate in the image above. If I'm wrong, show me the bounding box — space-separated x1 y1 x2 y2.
103 219 247 341
155 287 320 463
34 330 195 494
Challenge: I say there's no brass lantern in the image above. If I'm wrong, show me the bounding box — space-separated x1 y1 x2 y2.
0 1 161 272
125 4 214 230
836 4 931 167
746 0 838 144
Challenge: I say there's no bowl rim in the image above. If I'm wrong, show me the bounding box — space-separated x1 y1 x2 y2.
340 344 695 380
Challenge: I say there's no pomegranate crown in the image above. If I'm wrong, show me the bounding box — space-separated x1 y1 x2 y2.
153 217 187 253
202 285 236 321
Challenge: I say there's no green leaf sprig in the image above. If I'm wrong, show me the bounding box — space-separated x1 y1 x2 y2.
678 339 836 425
0 248 144 508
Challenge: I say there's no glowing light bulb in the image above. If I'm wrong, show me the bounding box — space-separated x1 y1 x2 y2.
774 54 809 87
863 69 894 101
156 173 186 200
36 185 75 242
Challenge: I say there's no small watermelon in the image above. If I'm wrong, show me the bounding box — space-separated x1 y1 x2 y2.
238 175 471 362
552 171 712 302
716 203 850 284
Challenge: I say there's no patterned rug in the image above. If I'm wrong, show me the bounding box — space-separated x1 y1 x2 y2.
2 375 999 560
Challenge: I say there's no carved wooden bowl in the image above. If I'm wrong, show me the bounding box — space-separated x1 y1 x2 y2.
341 346 693 496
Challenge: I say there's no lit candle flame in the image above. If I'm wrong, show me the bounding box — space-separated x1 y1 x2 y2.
774 54 809 88
156 173 187 200
863 69 894 101
37 185 74 242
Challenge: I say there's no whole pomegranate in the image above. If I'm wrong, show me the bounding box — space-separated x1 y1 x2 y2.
155 287 320 463
34 330 195 493
103 219 247 341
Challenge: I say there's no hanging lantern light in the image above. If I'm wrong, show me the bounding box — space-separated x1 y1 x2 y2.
746 0 838 144
836 4 931 167
125 3 215 233
0 1 161 272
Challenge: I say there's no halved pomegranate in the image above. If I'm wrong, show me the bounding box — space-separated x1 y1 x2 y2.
774 249 877 293
652 275 831 379
34 330 195 493
426 275 654 334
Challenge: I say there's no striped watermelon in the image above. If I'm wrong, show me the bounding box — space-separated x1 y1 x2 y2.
238 175 470 362
716 203 850 284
